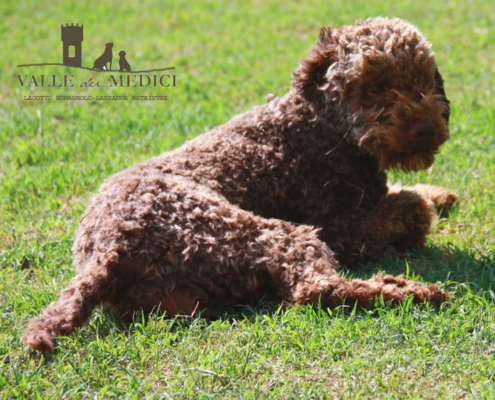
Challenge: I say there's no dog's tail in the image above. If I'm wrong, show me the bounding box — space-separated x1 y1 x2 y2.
23 268 111 353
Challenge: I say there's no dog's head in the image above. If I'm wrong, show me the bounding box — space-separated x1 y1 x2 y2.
106 43 114 49
292 17 450 171
119 51 126 57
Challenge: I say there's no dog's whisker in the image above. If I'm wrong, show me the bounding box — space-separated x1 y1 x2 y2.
325 129 350 155
373 107 385 121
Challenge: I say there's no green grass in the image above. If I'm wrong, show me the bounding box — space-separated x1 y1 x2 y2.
1 0 495 398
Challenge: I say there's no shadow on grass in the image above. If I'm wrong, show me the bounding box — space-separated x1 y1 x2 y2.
344 243 495 293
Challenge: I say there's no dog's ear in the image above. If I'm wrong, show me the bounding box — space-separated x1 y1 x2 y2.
435 68 450 123
292 27 338 103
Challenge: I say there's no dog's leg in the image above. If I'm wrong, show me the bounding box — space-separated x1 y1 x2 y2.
162 198 449 310
364 185 439 253
331 184 457 263
251 215 449 308
292 270 449 309
23 266 112 353
317 185 439 263
410 184 458 215
365 184 456 251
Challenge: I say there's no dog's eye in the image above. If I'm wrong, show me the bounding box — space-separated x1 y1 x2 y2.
369 83 385 94
414 77 420 84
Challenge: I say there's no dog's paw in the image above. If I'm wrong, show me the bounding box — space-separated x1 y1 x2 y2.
413 184 458 216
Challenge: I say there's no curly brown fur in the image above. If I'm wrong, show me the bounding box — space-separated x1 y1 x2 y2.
24 17 457 353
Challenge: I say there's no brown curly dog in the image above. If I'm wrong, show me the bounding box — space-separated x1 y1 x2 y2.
24 17 457 353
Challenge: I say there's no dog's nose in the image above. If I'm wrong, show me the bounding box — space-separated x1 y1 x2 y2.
410 123 437 140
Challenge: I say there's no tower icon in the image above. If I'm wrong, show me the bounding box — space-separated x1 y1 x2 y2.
61 23 83 67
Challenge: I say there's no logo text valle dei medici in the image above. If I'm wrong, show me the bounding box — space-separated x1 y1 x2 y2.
17 23 177 90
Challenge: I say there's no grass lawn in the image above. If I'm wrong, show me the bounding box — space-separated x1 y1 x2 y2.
1 0 495 398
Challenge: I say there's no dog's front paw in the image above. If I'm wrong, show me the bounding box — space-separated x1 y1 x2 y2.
413 184 458 215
